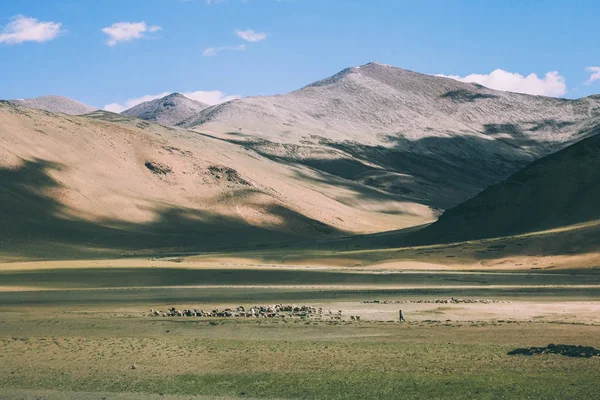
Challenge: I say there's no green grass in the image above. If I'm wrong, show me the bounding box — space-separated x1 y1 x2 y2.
2 267 600 290
3 286 600 309
1 260 599 398
1 315 599 399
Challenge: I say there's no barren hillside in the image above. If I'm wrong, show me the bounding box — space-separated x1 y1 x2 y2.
183 63 600 209
3 63 600 261
0 102 434 261
10 95 97 115
415 118 600 243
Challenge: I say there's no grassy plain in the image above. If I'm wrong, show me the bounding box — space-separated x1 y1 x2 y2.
1 309 600 399
0 259 599 399
1 231 599 399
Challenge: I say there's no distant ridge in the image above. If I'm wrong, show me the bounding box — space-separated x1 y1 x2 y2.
121 93 210 127
10 95 97 115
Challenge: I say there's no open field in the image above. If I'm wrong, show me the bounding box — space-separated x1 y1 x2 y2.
1 306 600 399
0 214 598 399
1 259 600 399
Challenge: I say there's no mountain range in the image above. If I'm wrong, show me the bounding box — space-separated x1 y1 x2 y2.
181 63 600 210
2 62 600 260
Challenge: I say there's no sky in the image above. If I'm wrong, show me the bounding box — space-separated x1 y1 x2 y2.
0 0 599 111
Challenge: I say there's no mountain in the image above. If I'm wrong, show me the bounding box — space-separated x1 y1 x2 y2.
0 102 434 261
414 119 600 243
121 93 210 127
182 63 600 210
10 95 97 115
3 63 600 261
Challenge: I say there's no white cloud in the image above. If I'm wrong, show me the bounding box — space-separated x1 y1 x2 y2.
585 67 600 85
184 90 241 104
235 29 266 42
437 69 567 97
0 15 63 44
202 44 246 56
202 47 217 56
103 91 240 113
104 92 170 113
102 21 161 47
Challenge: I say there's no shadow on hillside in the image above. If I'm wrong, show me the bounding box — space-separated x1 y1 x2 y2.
529 119 576 132
316 118 595 212
320 134 535 209
203 122 581 212
218 137 428 211
228 134 534 211
0 159 339 260
440 89 498 102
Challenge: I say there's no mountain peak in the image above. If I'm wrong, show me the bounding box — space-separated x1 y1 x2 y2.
10 95 97 115
359 62 394 68
121 92 210 127
164 92 188 100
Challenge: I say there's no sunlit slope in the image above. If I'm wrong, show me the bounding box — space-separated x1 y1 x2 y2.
183 63 600 210
417 121 600 243
0 102 434 261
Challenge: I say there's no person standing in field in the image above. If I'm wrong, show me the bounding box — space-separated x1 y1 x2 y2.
399 310 405 322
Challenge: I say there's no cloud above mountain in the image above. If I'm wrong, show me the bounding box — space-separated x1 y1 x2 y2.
437 69 567 97
0 15 63 44
102 21 161 47
103 90 240 113
586 67 600 85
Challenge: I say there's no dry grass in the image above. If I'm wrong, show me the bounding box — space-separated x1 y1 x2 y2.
1 311 599 399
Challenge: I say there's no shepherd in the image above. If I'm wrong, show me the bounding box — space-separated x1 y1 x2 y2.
399 310 406 322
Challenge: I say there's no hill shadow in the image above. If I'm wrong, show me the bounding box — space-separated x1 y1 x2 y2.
208 136 426 212
440 90 498 102
319 134 535 210
0 159 339 260
221 133 535 211
412 124 600 245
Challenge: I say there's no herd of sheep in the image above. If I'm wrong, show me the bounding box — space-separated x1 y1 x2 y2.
149 304 351 320
362 298 509 304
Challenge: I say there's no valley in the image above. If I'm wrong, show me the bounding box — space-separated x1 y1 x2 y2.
2 62 600 399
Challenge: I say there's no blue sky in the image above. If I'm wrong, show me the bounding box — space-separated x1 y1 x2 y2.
1 0 599 110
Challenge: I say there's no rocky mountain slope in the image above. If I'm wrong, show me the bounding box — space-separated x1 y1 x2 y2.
415 118 600 243
3 63 600 261
182 63 600 210
10 95 96 115
0 102 434 261
121 93 209 127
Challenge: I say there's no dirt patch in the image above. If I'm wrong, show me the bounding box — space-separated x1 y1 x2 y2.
145 161 172 175
208 165 251 186
508 344 600 358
